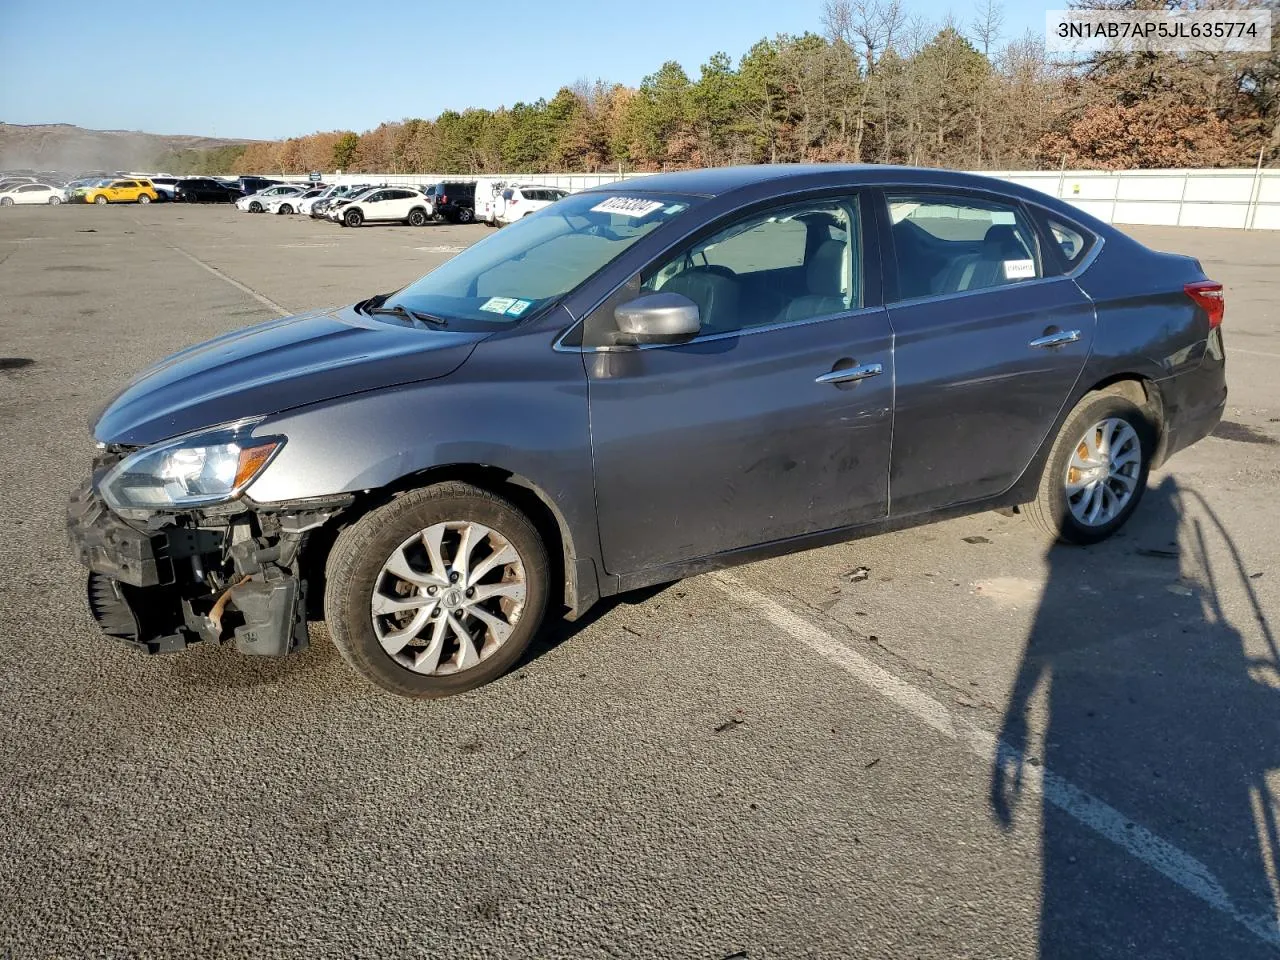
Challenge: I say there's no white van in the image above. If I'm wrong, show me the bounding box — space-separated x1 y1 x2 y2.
473 177 507 226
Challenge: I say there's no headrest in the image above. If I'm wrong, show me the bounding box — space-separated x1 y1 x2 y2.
807 239 846 296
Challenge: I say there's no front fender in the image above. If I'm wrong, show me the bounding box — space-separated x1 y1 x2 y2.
242 324 598 570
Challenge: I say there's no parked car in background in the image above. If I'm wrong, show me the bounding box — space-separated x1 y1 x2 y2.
473 177 506 225
424 180 476 223
0 176 38 193
495 185 570 225
0 182 64 205
267 187 325 215
174 178 241 203
236 184 307 213
323 186 388 222
236 176 282 196
148 176 181 201
299 183 359 217
335 186 431 227
82 178 159 204
65 166 1228 699
61 178 99 201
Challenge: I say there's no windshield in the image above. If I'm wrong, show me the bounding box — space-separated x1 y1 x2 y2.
390 191 698 327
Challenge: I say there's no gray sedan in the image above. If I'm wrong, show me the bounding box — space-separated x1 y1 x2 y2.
68 165 1227 698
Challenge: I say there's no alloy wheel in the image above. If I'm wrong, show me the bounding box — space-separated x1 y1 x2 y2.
1064 417 1141 526
371 520 527 676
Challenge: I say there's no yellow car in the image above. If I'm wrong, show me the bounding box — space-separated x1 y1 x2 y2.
83 178 159 205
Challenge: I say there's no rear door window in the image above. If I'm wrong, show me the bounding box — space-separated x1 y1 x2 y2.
886 193 1041 301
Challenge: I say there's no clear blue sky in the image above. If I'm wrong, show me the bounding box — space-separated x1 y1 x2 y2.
0 0 1056 140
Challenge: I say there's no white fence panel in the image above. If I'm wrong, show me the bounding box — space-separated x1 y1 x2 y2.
286 166 1280 230
981 166 1278 230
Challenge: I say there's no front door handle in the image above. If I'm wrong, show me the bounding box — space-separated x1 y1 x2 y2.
1029 329 1081 349
815 362 883 385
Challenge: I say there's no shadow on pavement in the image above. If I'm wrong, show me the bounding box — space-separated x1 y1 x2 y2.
992 476 1280 957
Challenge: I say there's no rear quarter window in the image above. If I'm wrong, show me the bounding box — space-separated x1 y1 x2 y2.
1045 217 1096 270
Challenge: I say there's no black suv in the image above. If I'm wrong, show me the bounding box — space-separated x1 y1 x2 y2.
174 178 241 203
426 181 476 223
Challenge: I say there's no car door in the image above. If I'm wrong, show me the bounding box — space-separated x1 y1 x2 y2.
385 189 415 220
879 189 1096 515
15 185 45 204
584 192 893 577
359 189 387 219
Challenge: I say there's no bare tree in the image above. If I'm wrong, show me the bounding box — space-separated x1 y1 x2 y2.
970 0 1004 57
821 0 907 160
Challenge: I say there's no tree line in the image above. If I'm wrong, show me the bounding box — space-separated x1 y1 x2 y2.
163 0 1280 176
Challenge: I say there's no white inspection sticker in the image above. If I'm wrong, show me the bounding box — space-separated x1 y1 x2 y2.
505 299 532 317
590 196 665 218
479 296 517 314
1003 259 1037 280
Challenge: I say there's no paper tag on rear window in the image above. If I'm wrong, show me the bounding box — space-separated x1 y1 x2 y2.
590 196 665 218
479 296 517 314
1003 259 1036 279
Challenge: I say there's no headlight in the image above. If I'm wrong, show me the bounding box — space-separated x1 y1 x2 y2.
100 424 284 512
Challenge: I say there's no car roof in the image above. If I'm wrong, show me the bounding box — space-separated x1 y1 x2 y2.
579 164 1042 200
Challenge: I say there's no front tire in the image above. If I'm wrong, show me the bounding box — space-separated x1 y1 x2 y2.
94 195 108 205
407 208 427 227
48 196 62 205
324 482 550 698
1024 391 1155 544
249 200 263 213
0 197 12 206
344 209 363 227
279 203 293 215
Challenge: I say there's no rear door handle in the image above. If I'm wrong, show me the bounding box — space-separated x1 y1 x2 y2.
1029 330 1081 349
815 362 883 385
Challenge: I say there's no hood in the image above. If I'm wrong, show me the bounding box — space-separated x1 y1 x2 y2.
94 306 487 446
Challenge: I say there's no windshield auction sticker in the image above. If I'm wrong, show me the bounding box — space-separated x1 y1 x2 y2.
590 197 666 218
1046 8 1271 53
479 297 517 314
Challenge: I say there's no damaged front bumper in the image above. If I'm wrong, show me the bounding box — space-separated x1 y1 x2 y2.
67 475 349 658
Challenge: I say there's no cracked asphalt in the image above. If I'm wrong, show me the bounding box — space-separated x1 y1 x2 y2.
1 203 1278 959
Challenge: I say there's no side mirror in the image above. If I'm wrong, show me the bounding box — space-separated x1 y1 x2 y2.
613 293 701 346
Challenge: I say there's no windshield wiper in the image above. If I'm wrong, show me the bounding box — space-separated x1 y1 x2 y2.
367 303 448 328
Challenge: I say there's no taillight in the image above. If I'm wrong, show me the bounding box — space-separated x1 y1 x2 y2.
440 194 448 205
1185 280 1224 329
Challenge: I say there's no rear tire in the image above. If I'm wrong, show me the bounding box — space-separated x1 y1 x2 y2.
324 482 550 698
408 208 427 227
458 207 474 224
1023 391 1156 545
138 194 151 204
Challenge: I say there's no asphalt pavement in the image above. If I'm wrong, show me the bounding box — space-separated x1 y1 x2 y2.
0 202 1277 959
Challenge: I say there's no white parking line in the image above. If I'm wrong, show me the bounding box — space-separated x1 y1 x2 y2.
134 221 290 316
709 571 1280 950
1232 347 1280 360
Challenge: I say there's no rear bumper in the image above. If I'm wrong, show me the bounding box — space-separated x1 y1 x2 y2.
67 481 320 658
1156 336 1227 466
